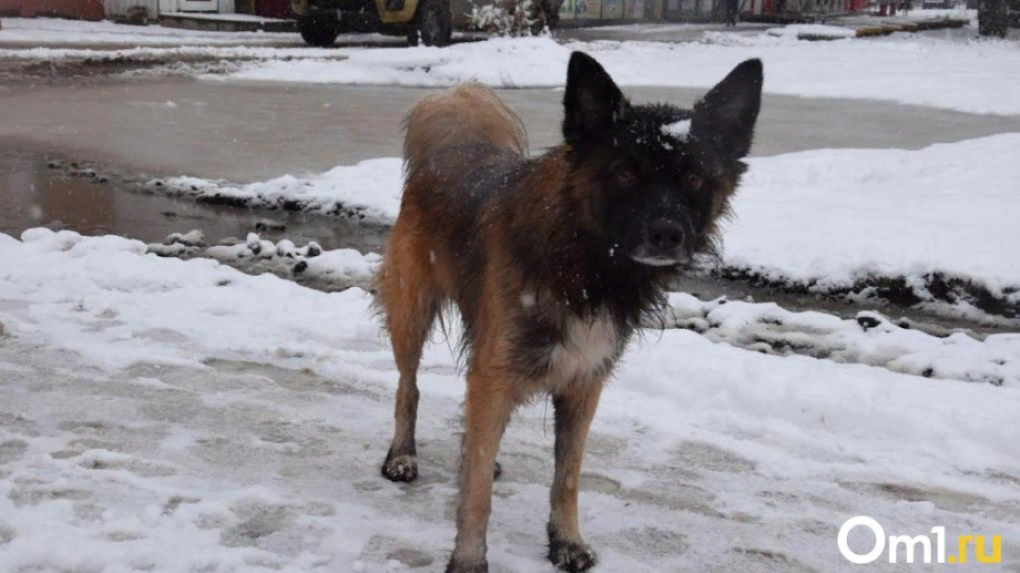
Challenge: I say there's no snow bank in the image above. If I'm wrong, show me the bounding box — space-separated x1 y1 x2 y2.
1 227 1019 573
152 158 403 223
226 34 1020 115
729 134 1020 303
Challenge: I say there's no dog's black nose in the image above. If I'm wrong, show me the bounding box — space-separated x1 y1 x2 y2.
646 220 685 251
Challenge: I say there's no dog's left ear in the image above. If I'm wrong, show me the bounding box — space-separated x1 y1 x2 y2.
563 51 628 146
691 58 763 159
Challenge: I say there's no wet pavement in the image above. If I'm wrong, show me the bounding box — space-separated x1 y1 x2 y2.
0 148 388 252
4 78 1020 182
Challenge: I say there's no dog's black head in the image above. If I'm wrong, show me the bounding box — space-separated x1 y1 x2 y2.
563 51 763 268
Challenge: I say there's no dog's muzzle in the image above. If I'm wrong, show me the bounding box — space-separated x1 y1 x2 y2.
630 218 691 267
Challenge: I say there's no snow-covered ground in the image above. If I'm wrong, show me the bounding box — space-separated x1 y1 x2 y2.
222 33 1020 115
727 134 1020 301
1 228 1019 572
2 15 1019 572
149 134 1020 315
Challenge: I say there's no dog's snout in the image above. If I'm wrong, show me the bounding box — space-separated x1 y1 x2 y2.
647 220 685 250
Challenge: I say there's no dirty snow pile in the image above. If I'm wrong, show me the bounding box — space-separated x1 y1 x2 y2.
661 293 1020 387
2 227 1020 572
152 158 403 223
226 34 1020 115
148 230 379 292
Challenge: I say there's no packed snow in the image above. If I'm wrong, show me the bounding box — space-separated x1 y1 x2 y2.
224 34 1020 115
154 134 1020 309
1 228 1019 572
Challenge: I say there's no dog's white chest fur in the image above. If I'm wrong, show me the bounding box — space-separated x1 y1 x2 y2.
549 310 620 382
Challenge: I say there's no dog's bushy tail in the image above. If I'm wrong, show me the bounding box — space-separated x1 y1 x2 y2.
402 83 528 177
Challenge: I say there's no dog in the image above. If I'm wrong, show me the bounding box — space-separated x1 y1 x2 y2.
375 51 763 573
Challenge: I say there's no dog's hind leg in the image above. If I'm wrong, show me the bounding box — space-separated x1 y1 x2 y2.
378 219 439 483
547 380 604 573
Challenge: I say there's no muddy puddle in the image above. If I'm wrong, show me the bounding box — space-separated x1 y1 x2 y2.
0 149 388 253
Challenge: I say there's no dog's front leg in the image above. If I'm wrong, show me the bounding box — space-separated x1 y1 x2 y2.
447 370 513 573
548 380 604 573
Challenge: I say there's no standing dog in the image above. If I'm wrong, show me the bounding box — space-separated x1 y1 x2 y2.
376 52 763 573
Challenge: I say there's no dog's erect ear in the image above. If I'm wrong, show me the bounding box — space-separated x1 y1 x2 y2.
563 52 627 146
691 58 763 159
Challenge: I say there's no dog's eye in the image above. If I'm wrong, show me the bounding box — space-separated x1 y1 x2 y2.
686 173 703 190
615 168 638 187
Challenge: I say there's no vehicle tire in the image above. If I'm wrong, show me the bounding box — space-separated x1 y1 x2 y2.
300 18 340 47
407 0 451 47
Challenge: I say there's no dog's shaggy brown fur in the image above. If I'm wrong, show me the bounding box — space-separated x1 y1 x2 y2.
376 51 763 573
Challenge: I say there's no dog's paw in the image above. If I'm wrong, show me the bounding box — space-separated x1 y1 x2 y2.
381 453 418 482
445 558 488 573
548 539 598 573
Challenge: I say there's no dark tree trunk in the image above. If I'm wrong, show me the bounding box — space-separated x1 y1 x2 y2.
979 0 1009 37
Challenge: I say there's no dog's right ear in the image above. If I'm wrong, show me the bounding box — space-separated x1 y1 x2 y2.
563 52 627 146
